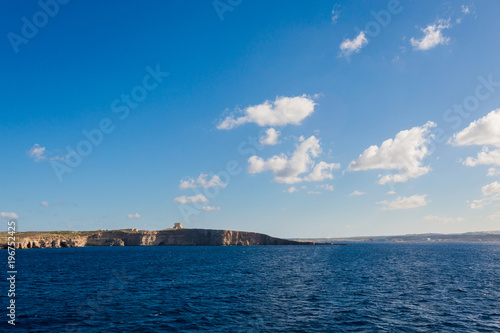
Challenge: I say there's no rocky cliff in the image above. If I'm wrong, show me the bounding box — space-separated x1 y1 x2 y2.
1 229 314 249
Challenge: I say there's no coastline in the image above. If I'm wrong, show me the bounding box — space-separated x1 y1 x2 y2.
0 228 322 249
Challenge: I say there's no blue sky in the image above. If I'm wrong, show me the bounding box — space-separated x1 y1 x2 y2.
1 0 500 237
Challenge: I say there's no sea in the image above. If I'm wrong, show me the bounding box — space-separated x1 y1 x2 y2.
2 242 499 332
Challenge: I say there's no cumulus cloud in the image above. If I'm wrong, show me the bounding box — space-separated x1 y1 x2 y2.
127 213 141 219
286 186 298 193
259 128 281 146
304 161 339 182
423 215 464 223
307 191 321 195
387 191 396 195
0 212 18 220
217 95 316 130
29 144 46 162
469 181 500 209
174 194 209 204
248 136 340 184
41 201 49 207
202 206 220 211
179 173 227 190
377 195 428 211
463 148 500 167
340 31 368 57
349 190 365 197
452 109 500 147
348 121 436 184
461 5 470 14
452 109 500 168
410 19 451 51
487 168 500 177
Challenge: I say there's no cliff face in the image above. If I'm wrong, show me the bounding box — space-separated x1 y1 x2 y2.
15 235 88 249
153 229 305 246
3 229 313 249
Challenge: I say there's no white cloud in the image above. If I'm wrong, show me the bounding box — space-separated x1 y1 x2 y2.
248 136 340 184
387 191 396 195
349 190 365 197
304 161 340 182
469 181 500 209
423 215 464 224
482 181 500 196
202 206 220 211
457 5 474 24
179 173 227 190
318 184 334 191
340 31 368 57
174 194 209 204
487 168 500 177
331 7 340 23
29 144 46 162
348 121 436 184
377 195 428 211
0 212 18 220
452 109 500 167
463 148 500 167
286 186 298 193
41 201 49 207
259 128 281 146
452 109 500 147
217 95 316 130
127 213 141 219
410 19 451 51
307 191 321 195
469 199 487 209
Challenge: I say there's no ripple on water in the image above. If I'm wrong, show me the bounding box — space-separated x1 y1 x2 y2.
3 243 499 332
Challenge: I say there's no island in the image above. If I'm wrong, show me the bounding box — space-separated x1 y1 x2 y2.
0 225 324 249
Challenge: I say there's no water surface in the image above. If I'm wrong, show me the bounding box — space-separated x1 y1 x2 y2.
3 243 500 332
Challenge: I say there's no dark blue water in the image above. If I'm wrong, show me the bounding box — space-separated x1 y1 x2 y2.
2 243 500 332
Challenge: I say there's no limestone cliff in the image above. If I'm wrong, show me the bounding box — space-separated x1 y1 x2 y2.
1 229 314 249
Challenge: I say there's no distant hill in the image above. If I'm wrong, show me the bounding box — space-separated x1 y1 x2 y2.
292 230 500 243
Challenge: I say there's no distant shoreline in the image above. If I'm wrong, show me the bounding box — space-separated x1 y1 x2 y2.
291 230 500 243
